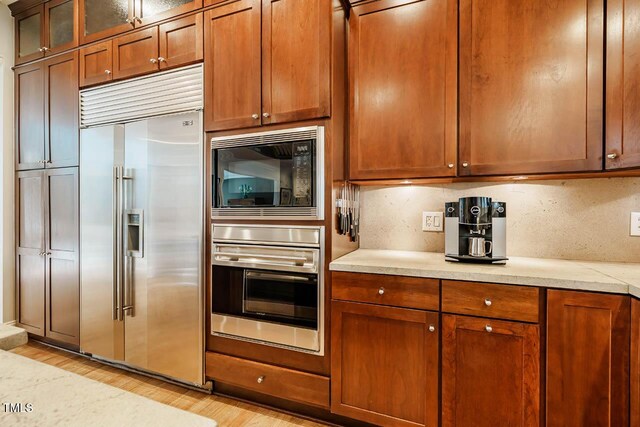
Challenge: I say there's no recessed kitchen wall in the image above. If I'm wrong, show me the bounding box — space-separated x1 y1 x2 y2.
359 177 640 263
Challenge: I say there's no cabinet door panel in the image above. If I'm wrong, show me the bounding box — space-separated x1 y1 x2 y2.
606 0 640 169
45 52 79 168
113 27 160 80
459 0 603 175
442 315 540 427
632 298 640 427
331 301 439 427
15 6 45 65
45 0 77 56
80 0 133 45
45 168 79 345
136 0 203 27
16 171 46 336
262 0 331 125
204 0 261 131
547 290 630 427
79 41 113 87
16 63 45 171
349 0 457 180
159 13 203 70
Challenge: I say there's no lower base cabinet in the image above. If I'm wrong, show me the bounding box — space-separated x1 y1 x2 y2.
331 301 439 427
546 290 630 427
441 315 540 427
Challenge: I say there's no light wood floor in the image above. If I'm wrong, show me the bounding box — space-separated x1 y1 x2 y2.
10 341 326 427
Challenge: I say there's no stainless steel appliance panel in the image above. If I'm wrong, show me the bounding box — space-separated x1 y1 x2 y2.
80 124 125 360
122 112 203 385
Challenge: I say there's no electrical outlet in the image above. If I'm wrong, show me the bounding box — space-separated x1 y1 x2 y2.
631 212 640 237
422 211 444 232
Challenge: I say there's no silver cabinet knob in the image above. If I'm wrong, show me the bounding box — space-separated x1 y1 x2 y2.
126 18 134 25
448 163 454 169
462 162 469 168
428 325 436 332
105 70 112 75
45 252 51 256
135 16 142 24
150 58 158 64
484 299 492 307
39 251 45 256
262 112 270 118
485 325 493 333
607 153 618 160
39 47 49 53
378 287 385 295
257 375 265 384
158 57 166 63
252 114 260 120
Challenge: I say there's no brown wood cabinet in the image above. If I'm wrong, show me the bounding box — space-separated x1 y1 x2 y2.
112 27 159 80
632 298 640 427
348 0 457 180
546 290 630 427
16 51 79 171
331 301 439 427
442 314 540 427
204 0 331 131
458 0 603 176
80 13 203 87
15 1 77 66
16 167 79 346
79 0 202 45
606 0 640 170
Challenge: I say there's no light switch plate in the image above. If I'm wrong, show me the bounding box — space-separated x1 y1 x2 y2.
422 212 444 232
631 212 640 237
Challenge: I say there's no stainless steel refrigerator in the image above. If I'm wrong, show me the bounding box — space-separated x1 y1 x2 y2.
79 66 204 387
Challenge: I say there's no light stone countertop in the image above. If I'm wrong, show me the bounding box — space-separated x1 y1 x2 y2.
330 249 640 297
0 350 217 427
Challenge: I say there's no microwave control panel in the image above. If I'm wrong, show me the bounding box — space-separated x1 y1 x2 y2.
292 141 313 207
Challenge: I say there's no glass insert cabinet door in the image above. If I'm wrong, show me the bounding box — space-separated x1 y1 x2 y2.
15 6 44 64
45 0 77 54
135 0 201 26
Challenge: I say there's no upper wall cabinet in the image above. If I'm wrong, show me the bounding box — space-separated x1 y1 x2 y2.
79 0 202 44
204 0 331 132
15 0 78 66
458 0 604 176
16 52 79 171
348 0 458 180
606 0 640 170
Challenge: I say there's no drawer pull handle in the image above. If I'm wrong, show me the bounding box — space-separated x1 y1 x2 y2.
484 299 492 307
485 325 493 333
378 287 385 295
428 325 436 333
257 375 265 384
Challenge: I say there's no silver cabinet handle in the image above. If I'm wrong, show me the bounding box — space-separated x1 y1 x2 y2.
428 325 436 332
214 252 307 264
462 162 469 168
484 299 492 307
39 47 49 53
105 70 112 75
150 58 158 64
485 325 493 333
126 18 134 25
378 287 385 295
158 57 166 63
252 114 260 120
607 153 618 160
39 251 45 256
262 112 270 118
257 376 265 384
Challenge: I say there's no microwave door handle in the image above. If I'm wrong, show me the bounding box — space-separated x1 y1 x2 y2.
214 252 308 264
245 271 311 283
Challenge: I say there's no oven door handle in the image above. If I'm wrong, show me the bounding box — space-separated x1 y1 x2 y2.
214 252 308 264
245 271 311 282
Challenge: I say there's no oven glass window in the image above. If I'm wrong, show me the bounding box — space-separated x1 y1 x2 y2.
214 140 315 208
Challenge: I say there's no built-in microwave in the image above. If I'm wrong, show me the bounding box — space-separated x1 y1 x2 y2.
211 224 324 355
211 126 324 220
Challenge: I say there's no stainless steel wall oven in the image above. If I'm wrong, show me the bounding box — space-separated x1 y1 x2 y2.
211 225 324 355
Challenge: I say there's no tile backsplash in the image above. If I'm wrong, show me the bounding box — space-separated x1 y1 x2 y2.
359 177 640 263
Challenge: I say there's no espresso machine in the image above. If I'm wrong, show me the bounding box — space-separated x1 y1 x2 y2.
445 197 507 264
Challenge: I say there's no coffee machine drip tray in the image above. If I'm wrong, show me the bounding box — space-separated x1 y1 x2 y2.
445 255 509 264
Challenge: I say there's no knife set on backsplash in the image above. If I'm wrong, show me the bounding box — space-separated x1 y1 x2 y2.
336 182 360 242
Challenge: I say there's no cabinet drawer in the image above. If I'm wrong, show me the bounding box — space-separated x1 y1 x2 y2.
332 272 440 311
442 281 540 323
205 352 329 409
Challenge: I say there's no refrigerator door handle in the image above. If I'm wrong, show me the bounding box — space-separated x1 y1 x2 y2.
122 170 134 317
113 167 120 321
